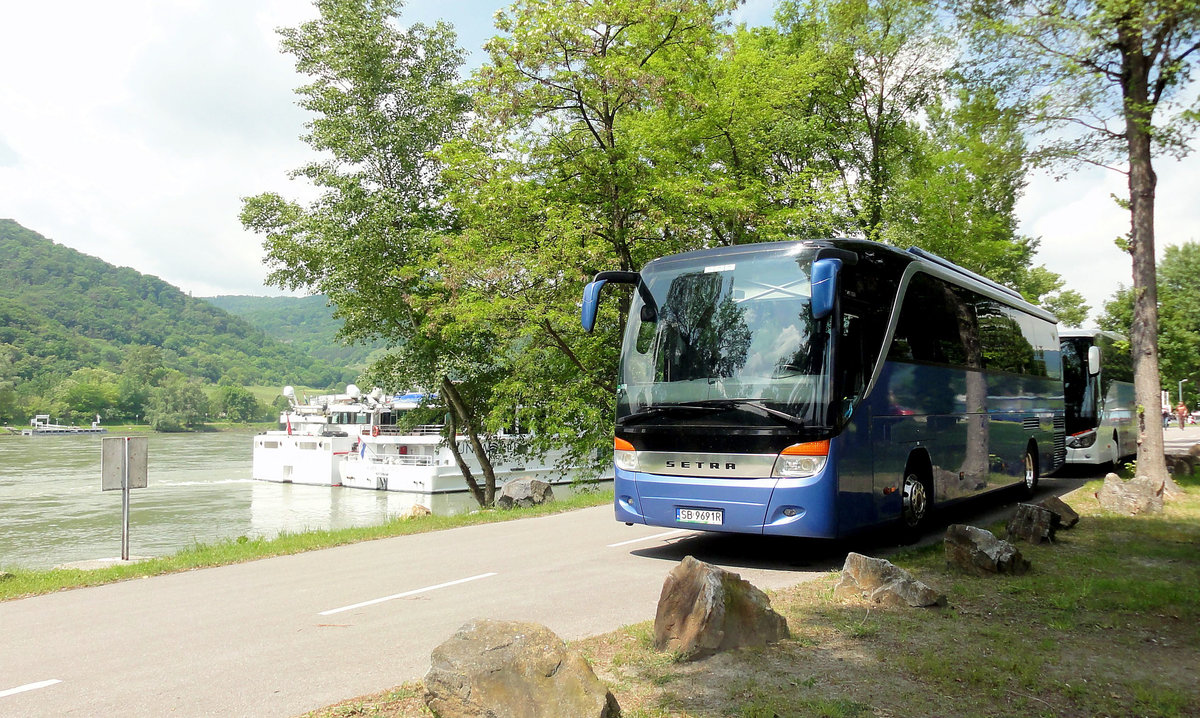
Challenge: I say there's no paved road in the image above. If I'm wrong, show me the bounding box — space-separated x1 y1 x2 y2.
0 468 1110 717
1162 422 1200 455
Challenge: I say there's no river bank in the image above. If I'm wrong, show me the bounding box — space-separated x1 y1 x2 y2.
0 430 606 572
0 488 614 601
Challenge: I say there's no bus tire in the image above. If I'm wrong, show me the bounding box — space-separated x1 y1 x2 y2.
899 458 932 542
1021 444 1039 499
1109 432 1121 468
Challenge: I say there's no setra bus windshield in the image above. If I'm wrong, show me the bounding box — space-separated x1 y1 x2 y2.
617 247 833 430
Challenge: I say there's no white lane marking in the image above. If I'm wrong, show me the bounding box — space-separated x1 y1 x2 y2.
607 529 688 548
0 679 62 699
319 572 498 616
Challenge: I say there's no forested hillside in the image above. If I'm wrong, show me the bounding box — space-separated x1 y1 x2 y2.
0 219 353 426
203 294 384 370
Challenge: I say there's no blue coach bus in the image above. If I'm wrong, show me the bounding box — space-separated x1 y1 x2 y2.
581 239 1065 538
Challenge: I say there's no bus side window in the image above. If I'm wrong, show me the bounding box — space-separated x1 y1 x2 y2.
635 316 655 354
839 310 868 404
888 273 970 367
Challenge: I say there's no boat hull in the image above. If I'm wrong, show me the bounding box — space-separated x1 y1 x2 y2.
252 432 356 485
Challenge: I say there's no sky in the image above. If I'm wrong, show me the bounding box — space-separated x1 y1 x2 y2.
0 0 1196 322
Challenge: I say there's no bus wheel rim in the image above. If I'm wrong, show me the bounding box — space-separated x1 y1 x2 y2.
902 474 927 527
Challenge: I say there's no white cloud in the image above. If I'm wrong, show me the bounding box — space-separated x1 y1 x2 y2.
0 0 1196 312
0 0 317 296
1020 151 1200 323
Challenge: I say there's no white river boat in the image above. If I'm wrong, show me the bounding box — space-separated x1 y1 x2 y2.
251 385 400 486
255 386 608 496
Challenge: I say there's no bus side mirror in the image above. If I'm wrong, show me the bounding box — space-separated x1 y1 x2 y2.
581 270 640 332
810 258 843 320
1087 345 1101 376
581 279 608 332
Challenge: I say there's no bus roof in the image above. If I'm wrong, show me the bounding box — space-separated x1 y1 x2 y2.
1060 328 1126 341
637 239 1055 324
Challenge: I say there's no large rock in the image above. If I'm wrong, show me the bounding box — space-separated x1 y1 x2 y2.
496 478 555 510
402 504 432 519
1006 503 1057 544
1037 496 1079 529
944 524 1030 576
1165 454 1195 476
424 619 619 718
833 552 946 607
653 556 789 661
1095 473 1164 515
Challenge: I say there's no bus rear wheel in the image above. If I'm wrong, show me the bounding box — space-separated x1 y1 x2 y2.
900 470 931 541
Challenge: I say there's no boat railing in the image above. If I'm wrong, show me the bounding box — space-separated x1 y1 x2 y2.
365 454 437 467
370 424 445 437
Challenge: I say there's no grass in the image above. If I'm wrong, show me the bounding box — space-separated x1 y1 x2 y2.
301 472 1200 718
0 488 614 602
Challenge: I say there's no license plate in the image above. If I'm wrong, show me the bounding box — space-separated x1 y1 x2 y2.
677 507 723 525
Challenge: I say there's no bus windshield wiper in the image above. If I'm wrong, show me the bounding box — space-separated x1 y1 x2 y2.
685 399 809 429
618 403 727 426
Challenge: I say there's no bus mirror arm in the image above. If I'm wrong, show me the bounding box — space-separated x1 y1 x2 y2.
582 271 640 332
813 247 858 265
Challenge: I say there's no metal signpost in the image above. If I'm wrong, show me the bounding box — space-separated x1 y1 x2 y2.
101 436 148 561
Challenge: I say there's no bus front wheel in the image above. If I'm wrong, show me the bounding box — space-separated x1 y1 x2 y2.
1021 446 1039 499
1108 433 1122 468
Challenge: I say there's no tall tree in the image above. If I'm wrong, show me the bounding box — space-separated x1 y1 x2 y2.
1101 242 1200 406
432 0 739 476
239 1 502 502
778 0 953 241
961 0 1200 484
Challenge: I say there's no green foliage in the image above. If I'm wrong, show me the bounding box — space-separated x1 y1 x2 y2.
244 0 1092 490
203 294 385 370
1102 242 1200 405
146 378 210 431
0 219 353 425
240 0 470 346
960 0 1200 170
778 0 951 241
213 385 264 422
959 0 1200 476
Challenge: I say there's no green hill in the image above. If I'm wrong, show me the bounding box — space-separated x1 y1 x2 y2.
0 219 354 423
202 294 385 371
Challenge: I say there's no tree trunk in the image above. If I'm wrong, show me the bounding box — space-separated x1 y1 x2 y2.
1121 36 1170 486
441 376 498 506
444 409 486 507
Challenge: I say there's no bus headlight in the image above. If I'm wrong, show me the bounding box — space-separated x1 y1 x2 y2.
773 440 830 478
1066 430 1097 449
614 437 638 471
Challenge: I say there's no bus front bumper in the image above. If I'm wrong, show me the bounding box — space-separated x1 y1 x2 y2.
614 467 837 538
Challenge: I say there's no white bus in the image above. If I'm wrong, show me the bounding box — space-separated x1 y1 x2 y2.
1060 329 1135 466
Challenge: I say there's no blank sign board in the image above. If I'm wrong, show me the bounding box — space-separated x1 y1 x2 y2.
101 437 148 490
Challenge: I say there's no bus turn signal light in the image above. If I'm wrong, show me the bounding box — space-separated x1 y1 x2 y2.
780 440 830 456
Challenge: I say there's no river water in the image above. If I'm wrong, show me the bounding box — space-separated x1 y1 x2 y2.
0 431 479 570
